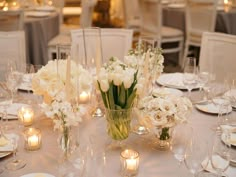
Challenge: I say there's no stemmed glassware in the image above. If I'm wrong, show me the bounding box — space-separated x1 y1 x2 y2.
183 57 198 100
185 133 209 177
170 123 193 176
82 27 104 118
5 135 26 170
210 134 231 177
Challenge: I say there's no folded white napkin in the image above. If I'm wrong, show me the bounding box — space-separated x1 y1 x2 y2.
0 103 29 119
0 134 18 152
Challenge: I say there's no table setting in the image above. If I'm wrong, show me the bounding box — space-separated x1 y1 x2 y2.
0 33 236 177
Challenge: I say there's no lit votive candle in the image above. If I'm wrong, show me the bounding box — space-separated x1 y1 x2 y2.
18 107 34 126
24 128 42 151
79 91 90 104
120 149 139 176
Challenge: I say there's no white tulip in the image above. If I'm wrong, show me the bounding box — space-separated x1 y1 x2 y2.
100 79 109 92
113 73 122 86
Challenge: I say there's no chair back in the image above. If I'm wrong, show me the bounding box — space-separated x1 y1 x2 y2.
199 32 236 82
71 28 133 64
80 0 97 28
185 0 217 36
122 0 141 30
0 9 24 31
0 31 26 81
138 0 162 41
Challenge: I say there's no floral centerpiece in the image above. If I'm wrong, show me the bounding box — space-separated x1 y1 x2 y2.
138 92 192 149
32 59 92 158
96 57 141 140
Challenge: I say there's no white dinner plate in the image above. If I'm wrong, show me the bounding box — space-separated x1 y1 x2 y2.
0 134 18 158
167 3 185 8
20 173 55 177
35 6 56 12
195 102 232 115
0 103 29 119
152 87 183 97
156 73 199 90
25 11 51 18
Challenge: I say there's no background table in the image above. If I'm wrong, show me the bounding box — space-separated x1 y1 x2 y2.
163 7 236 37
24 11 60 65
0 91 236 177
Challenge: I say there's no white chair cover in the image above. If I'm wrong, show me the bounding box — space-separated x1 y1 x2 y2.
0 31 26 81
199 32 236 82
71 28 133 64
0 9 24 31
183 0 217 64
80 0 97 28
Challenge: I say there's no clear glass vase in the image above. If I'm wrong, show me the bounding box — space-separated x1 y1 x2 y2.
153 126 174 151
105 108 132 141
58 126 73 161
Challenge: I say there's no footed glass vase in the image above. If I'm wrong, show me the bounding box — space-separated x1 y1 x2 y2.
105 108 132 148
153 126 174 151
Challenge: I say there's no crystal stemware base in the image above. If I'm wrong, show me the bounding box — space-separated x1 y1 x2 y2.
5 159 26 171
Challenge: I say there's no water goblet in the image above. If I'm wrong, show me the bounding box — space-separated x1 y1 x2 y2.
5 135 26 170
185 133 209 177
170 123 193 176
210 134 231 177
183 57 198 100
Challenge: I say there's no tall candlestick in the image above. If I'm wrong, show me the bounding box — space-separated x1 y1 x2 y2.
65 55 71 101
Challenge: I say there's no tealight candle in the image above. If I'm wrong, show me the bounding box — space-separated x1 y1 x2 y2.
18 107 34 126
79 91 90 104
24 128 41 151
120 149 139 176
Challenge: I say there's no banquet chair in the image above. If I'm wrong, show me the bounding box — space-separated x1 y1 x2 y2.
0 31 26 81
47 0 97 61
70 28 133 63
183 0 217 67
199 32 236 82
122 0 141 41
0 9 24 31
138 0 184 66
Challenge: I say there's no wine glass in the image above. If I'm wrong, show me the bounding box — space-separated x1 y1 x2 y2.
185 133 209 177
83 27 104 118
211 134 231 177
170 123 193 176
5 135 26 170
183 57 198 100
210 83 231 133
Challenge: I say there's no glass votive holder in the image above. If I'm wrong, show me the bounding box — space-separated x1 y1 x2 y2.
23 128 42 151
120 149 140 177
18 107 34 126
79 91 91 104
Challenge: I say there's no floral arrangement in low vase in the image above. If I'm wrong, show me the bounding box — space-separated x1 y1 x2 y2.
138 92 192 149
32 59 92 158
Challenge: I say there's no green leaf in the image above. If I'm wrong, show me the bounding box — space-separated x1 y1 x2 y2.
118 83 126 108
108 82 115 109
125 89 137 109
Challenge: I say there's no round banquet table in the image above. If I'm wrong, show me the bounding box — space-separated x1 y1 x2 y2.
0 90 236 177
24 10 60 66
163 6 236 37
